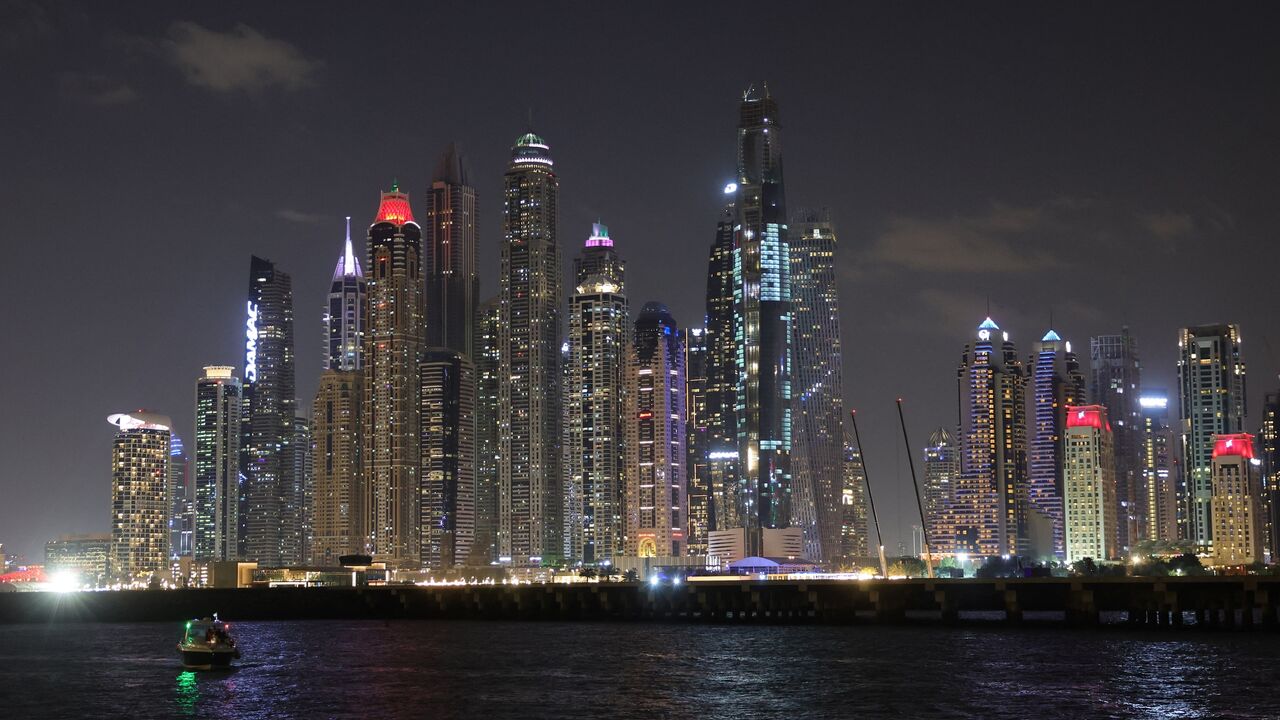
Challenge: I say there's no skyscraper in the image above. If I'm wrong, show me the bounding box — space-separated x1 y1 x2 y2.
1090 329 1143 550
730 84 792 557
240 255 297 567
424 142 479 357
840 444 869 561
168 434 191 559
472 297 501 566
565 222 628 565
362 184 424 567
310 221 366 565
420 350 475 569
498 132 562 567
1138 392 1180 543
625 303 687 557
108 411 172 581
683 326 711 557
923 427 960 556
294 414 313 564
1063 405 1118 563
789 209 844 563
1210 433 1262 565
1261 391 1280 561
194 366 241 562
954 318 1027 559
1027 329 1086 561
704 192 739 535
1177 324 1246 550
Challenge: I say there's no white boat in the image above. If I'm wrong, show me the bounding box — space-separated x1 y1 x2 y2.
177 616 241 669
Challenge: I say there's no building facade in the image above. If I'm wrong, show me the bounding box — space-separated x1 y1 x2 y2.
1090 328 1143 550
498 132 562 567
1210 433 1262 565
1138 392 1180 543
684 327 711 557
840 444 869 561
703 195 739 536
45 534 112 585
1027 329 1086 561
420 350 476 569
923 427 960 555
423 142 479 358
472 297 501 565
109 412 172 580
1260 391 1279 561
194 366 241 562
1063 406 1118 563
326 218 366 373
1177 324 1246 550
168 434 191 559
625 303 687 558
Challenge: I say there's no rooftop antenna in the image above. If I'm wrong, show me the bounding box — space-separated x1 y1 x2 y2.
896 399 934 578
849 409 889 578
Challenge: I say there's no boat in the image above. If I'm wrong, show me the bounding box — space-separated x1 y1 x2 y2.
177 615 241 669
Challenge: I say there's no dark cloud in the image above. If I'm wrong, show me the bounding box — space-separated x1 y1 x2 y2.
1138 212 1194 240
0 0 53 51
275 209 329 225
163 21 320 93
868 202 1068 273
58 71 136 105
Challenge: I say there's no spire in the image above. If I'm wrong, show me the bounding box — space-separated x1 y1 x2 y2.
333 216 363 279
1041 329 1062 343
585 221 612 248
434 142 470 186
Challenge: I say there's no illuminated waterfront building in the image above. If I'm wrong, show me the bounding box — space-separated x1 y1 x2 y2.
684 327 711 556
472 297 500 565
498 132 563 567
1063 406 1118 563
1138 392 1180 543
45 533 111 584
1210 433 1262 565
420 350 475 569
789 209 844 563
109 412 172 580
565 222 628 565
625 303 687 558
1261 392 1280 561
362 184 424 567
923 427 960 555
194 366 242 562
730 84 792 556
1177 324 1246 550
954 318 1028 558
704 194 739 534
168 434 191 558
1090 328 1143 550
1027 329 1086 561
240 255 298 567
840 444 869 561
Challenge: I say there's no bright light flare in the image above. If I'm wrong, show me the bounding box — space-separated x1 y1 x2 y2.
49 570 80 593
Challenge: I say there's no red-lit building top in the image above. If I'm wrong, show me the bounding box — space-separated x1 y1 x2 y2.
1212 433 1256 460
375 186 415 225
1065 404 1111 432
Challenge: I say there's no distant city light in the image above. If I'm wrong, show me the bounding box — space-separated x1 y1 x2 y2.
723 182 737 194
1138 396 1168 409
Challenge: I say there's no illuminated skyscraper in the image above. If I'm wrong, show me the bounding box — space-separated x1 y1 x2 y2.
194 366 241 562
704 194 739 534
240 255 298 567
730 84 792 556
1210 433 1262 565
362 184 424 566
789 209 844 563
498 132 562 567
326 218 366 372
625 303 687 557
684 326 711 556
1138 392 1179 543
1177 324 1246 550
840 444 869 561
1090 329 1143 550
923 427 960 555
954 317 1027 559
1063 406 1118 563
420 350 475 569
1027 329 1086 561
472 297 500 565
168 434 191 559
108 411 172 580
424 143 479 358
565 222 627 565
1261 392 1280 560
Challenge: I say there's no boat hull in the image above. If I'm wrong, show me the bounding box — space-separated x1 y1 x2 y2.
180 648 237 670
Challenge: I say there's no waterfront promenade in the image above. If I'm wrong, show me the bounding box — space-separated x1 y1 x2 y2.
3 576 1279 629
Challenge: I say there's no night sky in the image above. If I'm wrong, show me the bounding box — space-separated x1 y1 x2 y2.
2 1 1278 561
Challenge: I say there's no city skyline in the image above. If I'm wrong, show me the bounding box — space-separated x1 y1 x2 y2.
4 2 1280 561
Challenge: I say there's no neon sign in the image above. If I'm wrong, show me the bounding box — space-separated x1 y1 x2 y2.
245 301 259 383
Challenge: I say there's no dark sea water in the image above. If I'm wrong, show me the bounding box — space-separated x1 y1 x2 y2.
0 620 1276 719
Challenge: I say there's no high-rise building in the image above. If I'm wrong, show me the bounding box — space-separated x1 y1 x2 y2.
954 318 1028 559
625 303 687 557
420 350 475 569
923 427 960 555
424 143 479 358
240 255 297 567
1090 328 1143 550
45 534 111 585
729 84 792 557
788 209 845 564
1063 405 1118 563
683 326 711 557
1210 433 1262 565
704 192 739 535
310 223 367 565
840 444 869 561
363 184 424 567
472 297 501 565
1177 324 1246 550
1138 392 1179 543
168 434 191 559
194 366 242 562
565 222 628 566
108 412 172 580
294 414 312 564
498 132 562 567
1027 329 1086 561
1261 392 1280 561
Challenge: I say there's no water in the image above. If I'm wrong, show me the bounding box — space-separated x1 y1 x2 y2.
0 620 1275 719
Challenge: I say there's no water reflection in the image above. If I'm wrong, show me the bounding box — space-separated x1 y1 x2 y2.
175 671 198 715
